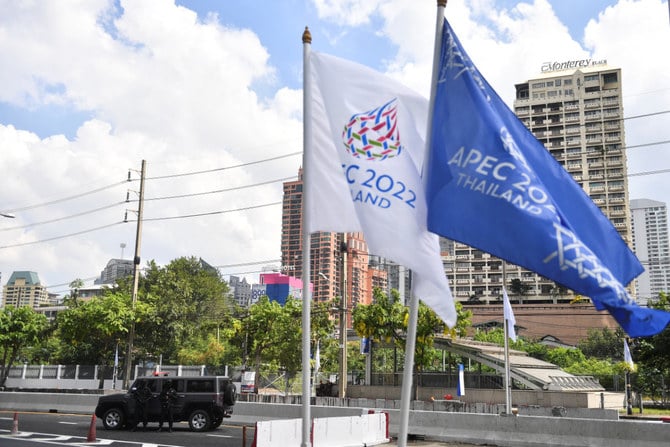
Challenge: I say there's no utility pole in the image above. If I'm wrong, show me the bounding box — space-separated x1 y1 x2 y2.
339 237 348 399
123 160 146 390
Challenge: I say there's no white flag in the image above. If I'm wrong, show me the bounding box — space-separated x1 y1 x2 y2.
502 287 517 342
624 339 634 369
314 340 321 375
305 52 456 327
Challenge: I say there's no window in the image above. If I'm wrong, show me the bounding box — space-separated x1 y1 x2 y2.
555 79 562 86
532 82 546 88
187 379 213 393
602 72 618 84
584 74 599 82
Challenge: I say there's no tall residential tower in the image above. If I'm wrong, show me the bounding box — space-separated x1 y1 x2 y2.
630 198 670 305
445 61 634 304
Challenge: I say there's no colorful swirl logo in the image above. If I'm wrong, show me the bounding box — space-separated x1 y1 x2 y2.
342 98 402 161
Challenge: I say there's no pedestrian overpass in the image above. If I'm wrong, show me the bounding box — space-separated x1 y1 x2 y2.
434 337 604 392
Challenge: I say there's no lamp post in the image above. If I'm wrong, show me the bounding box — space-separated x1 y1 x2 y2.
339 239 348 399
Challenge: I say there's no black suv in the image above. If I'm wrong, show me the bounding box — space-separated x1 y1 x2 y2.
95 375 236 432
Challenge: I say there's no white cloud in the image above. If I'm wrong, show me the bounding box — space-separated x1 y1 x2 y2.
1 0 669 294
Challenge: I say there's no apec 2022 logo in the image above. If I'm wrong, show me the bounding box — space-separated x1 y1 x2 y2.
340 98 417 210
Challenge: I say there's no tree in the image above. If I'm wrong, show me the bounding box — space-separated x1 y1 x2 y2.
55 291 152 388
0 306 49 387
131 257 234 365
508 278 530 302
352 288 472 373
577 327 625 360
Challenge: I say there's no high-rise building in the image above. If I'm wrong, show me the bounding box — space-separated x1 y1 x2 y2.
630 198 670 305
281 169 385 319
95 258 134 285
2 271 50 308
443 62 633 304
229 275 252 307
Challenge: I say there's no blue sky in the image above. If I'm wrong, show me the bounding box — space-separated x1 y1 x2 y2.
1 0 669 292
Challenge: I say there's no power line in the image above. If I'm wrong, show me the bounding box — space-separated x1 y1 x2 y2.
146 151 301 180
141 176 296 202
2 150 301 214
0 221 126 249
0 201 126 232
623 110 670 121
128 201 282 223
2 180 128 214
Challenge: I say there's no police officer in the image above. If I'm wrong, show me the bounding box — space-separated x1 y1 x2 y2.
157 380 177 432
131 382 153 431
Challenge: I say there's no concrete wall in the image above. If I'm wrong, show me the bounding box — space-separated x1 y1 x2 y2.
347 385 624 410
0 392 665 447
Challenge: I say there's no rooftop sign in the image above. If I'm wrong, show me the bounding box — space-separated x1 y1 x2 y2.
541 58 607 73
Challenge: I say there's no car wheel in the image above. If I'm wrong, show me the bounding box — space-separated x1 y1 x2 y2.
223 382 237 406
211 415 223 429
188 409 211 432
102 407 125 430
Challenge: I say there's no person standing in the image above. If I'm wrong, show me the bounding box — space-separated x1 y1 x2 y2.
131 382 153 431
157 380 177 432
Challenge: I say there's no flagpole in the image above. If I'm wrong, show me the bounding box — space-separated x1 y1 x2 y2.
301 25 313 447
397 2 448 447
503 264 512 414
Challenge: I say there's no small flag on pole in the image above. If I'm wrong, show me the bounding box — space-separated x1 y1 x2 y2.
624 339 634 369
456 363 465 397
503 287 517 342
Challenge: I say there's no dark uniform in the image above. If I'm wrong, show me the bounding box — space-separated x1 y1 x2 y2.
157 381 178 432
132 383 153 430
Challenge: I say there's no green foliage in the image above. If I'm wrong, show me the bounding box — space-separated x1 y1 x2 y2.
577 327 626 360
545 347 586 369
133 257 233 364
0 306 49 387
352 287 472 373
55 291 150 365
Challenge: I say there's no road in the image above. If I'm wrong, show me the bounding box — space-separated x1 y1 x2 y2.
0 411 251 447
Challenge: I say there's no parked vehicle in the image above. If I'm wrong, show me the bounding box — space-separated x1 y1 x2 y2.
95 375 236 432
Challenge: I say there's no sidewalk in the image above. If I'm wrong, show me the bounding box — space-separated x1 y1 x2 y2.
387 440 481 446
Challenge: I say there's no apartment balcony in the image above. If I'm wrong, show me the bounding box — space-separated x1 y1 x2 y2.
565 115 580 123
566 139 582 146
584 113 602 121
590 186 606 193
606 136 621 142
584 101 601 109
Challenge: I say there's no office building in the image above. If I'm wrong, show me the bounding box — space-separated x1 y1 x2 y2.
2 271 50 308
630 198 670 305
95 258 134 285
229 275 252 307
444 62 633 304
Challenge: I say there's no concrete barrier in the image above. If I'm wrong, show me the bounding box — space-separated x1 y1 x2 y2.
253 418 303 447
1 392 667 447
312 412 389 447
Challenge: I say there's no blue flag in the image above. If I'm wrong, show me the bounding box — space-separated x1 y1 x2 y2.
425 19 670 338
